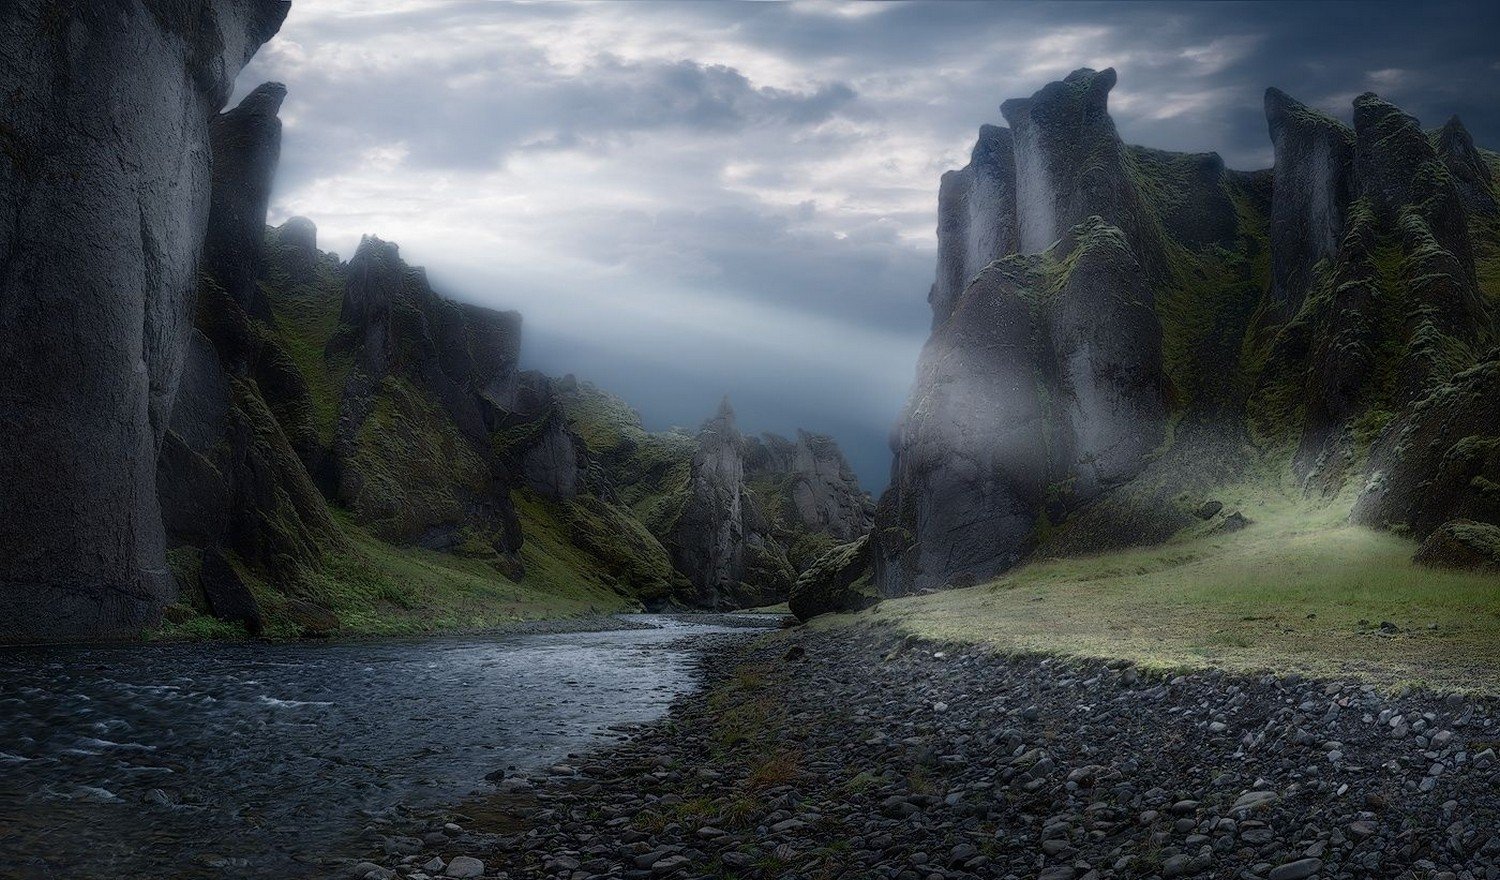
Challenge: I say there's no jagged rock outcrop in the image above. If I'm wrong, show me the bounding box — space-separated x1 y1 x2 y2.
877 67 1500 596
671 400 753 607
272 215 321 281
744 431 875 543
1437 116 1498 215
929 125 1017 326
1258 88 1494 491
876 68 1171 596
664 399 880 608
0 0 288 642
1264 88 1354 315
204 82 287 319
1001 68 1163 274
156 82 346 633
1353 355 1500 537
330 236 529 562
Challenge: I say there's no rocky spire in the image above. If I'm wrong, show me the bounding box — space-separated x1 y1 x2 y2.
204 82 288 320
1000 67 1160 273
1263 86 1354 315
0 0 288 642
929 125 1017 327
1436 115 1498 215
671 397 748 607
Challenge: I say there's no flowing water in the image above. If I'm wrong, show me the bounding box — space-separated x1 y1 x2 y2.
0 615 771 879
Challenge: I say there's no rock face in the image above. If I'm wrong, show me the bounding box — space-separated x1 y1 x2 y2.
1353 355 1500 537
876 69 1170 595
929 125 1017 326
671 400 752 607
204 82 288 319
0 0 288 642
744 431 875 542
330 236 529 562
1263 88 1354 315
1264 89 1492 492
876 67 1500 597
663 400 877 608
157 81 346 633
1001 68 1163 273
1438 116 1498 215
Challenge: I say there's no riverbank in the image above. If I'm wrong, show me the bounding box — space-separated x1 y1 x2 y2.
364 624 1499 880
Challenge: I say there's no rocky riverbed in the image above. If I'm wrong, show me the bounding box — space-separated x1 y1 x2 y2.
362 622 1500 880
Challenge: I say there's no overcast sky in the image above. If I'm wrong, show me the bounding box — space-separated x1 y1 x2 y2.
236 0 1500 491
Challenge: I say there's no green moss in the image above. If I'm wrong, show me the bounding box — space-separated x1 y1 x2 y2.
509 491 668 607
344 376 490 542
555 380 696 539
261 253 349 446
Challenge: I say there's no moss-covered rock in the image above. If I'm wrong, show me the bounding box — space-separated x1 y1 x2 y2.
1353 354 1500 536
1412 519 1500 572
789 535 877 621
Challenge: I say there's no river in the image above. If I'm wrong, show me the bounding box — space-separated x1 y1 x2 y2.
0 615 771 879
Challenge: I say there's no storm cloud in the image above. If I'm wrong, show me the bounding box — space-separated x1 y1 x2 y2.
236 0 1500 489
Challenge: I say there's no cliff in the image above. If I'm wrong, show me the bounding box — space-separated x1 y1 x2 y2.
0 1 289 642
872 68 1500 597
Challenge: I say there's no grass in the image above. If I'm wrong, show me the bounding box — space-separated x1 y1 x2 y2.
261 267 348 445
827 479 1500 693
155 503 637 641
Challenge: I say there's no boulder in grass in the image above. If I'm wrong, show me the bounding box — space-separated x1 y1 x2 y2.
1413 519 1500 573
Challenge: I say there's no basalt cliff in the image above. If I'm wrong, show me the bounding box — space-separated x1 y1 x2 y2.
0 17 872 640
864 67 1499 599
0 1 291 641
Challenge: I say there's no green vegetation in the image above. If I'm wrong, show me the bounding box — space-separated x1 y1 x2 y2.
157 506 635 641
511 491 677 606
345 376 491 542
556 379 695 533
829 477 1500 692
261 251 349 444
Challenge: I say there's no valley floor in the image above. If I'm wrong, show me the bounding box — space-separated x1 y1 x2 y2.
859 486 1500 695
362 626 1499 880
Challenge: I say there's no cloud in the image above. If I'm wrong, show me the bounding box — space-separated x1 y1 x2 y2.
236 0 1500 489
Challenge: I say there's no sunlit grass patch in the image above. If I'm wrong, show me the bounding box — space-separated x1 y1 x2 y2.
832 481 1500 693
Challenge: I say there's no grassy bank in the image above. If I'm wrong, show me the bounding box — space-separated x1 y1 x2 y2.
828 482 1500 693
155 505 640 642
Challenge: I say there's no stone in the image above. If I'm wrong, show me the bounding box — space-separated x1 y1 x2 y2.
1263 87 1353 315
1267 858 1322 880
928 124 1018 327
443 856 484 878
873 68 1171 597
788 535 876 621
203 82 287 319
198 548 263 636
1411 519 1500 572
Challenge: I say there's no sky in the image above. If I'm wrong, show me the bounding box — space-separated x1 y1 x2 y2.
235 0 1500 492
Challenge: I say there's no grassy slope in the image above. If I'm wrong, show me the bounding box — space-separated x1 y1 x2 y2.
831 474 1500 692
156 265 641 641
160 505 635 641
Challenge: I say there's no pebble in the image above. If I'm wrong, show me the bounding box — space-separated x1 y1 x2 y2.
362 630 1500 879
